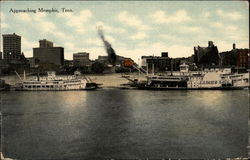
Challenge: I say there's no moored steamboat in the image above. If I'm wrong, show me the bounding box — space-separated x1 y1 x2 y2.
14 71 98 91
122 63 249 90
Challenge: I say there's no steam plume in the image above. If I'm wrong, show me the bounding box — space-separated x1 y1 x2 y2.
97 26 117 65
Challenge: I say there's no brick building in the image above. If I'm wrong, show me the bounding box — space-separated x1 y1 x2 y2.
220 43 249 69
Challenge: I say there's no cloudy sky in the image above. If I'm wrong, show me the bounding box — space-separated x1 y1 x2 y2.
0 1 249 61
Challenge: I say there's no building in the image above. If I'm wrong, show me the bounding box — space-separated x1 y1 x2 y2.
2 33 21 60
1 33 29 73
73 52 91 67
194 41 220 67
141 51 196 73
123 58 134 67
236 48 249 68
141 55 171 73
64 60 74 68
39 39 53 48
97 56 109 64
220 43 249 69
0 59 10 74
33 39 64 66
220 51 237 67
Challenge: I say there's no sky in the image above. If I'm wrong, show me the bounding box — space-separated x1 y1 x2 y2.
0 1 249 61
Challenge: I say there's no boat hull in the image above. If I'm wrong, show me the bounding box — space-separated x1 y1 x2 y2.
136 84 249 90
14 84 98 91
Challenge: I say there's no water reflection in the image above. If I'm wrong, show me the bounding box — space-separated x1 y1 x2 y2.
65 89 134 159
62 91 87 109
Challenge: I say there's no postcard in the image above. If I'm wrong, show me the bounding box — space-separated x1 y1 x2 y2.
0 0 249 159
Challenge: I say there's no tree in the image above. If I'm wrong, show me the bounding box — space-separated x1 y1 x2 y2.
91 62 105 73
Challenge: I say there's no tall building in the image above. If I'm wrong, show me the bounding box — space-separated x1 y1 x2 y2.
194 41 220 67
3 33 21 60
73 52 90 67
33 39 64 66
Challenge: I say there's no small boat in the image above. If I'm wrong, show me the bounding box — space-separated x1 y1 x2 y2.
0 79 10 91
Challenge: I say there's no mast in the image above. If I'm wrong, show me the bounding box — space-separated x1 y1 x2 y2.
14 71 23 81
138 58 140 81
23 70 26 81
146 63 148 76
152 62 154 75
171 58 173 76
37 72 40 81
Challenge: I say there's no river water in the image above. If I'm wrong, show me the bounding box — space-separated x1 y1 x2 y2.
1 89 248 159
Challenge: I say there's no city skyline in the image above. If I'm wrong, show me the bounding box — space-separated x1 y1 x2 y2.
0 1 249 61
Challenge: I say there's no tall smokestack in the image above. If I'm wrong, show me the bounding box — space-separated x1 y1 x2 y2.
97 26 117 65
233 43 236 50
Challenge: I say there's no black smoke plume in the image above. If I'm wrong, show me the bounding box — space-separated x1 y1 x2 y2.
97 26 117 65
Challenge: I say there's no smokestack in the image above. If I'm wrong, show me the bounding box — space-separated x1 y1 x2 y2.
161 52 168 57
97 26 117 65
233 43 236 50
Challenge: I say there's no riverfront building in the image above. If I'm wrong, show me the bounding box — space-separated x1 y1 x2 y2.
73 52 91 67
141 55 170 72
33 39 64 66
220 43 249 69
1 33 29 73
141 52 196 73
2 33 21 60
194 41 220 67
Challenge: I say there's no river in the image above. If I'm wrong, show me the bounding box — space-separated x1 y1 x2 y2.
1 89 248 159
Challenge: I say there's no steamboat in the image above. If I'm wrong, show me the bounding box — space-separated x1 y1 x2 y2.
14 71 98 91
122 63 249 90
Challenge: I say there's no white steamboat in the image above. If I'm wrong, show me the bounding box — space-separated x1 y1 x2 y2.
14 71 97 91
